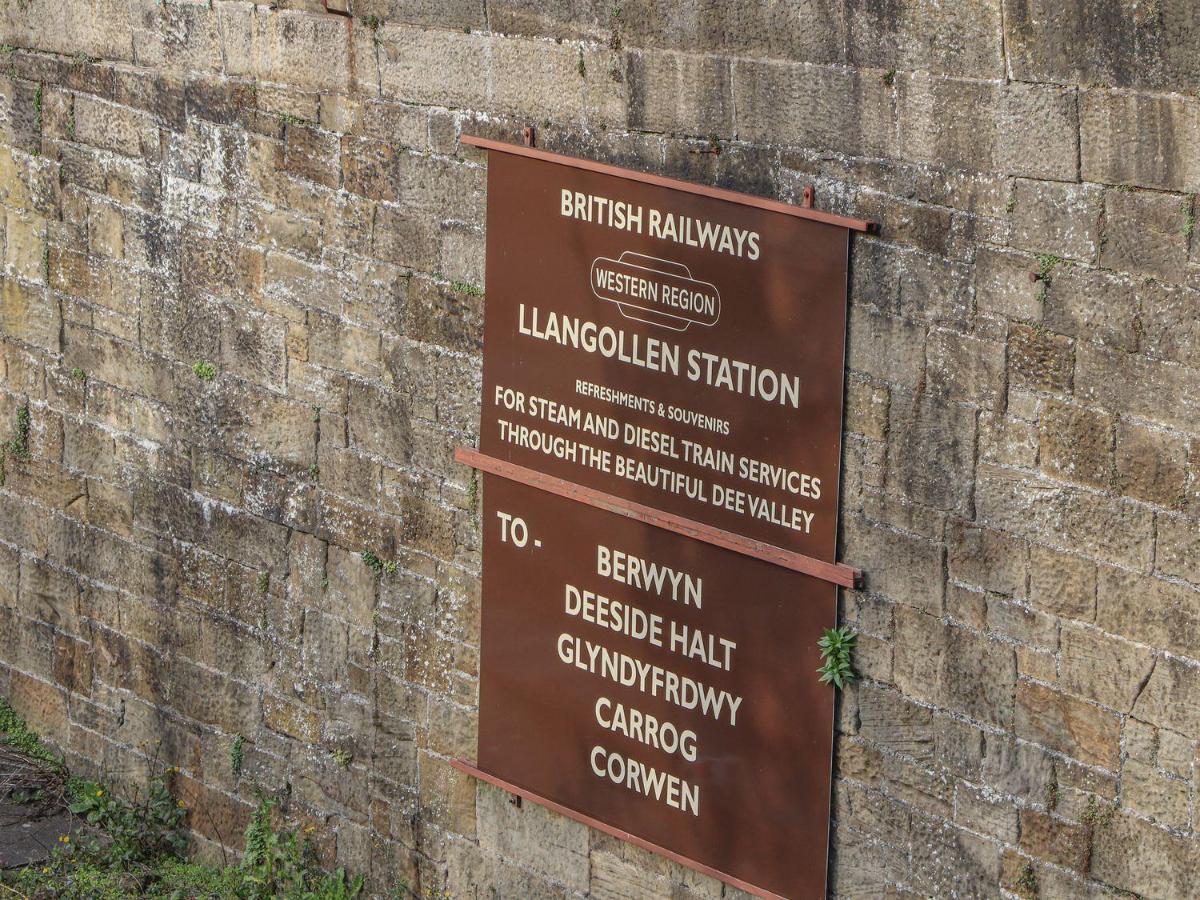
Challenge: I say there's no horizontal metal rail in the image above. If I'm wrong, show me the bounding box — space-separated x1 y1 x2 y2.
460 133 878 234
456 446 863 589
450 759 789 900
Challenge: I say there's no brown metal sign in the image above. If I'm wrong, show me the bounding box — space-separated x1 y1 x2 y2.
473 477 837 899
472 137 865 564
461 137 866 899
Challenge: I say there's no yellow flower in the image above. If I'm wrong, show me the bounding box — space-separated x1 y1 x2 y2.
177 800 186 808
96 789 104 797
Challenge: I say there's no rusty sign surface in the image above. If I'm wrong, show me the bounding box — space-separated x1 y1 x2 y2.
473 138 866 564
475 476 837 899
460 136 869 899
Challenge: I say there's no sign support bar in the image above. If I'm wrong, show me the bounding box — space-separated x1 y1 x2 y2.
460 134 877 234
456 446 863 589
450 759 789 900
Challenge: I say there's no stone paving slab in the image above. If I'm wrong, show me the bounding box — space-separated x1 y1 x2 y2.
0 799 84 869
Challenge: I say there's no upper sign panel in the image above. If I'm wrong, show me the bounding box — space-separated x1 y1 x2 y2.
478 145 856 562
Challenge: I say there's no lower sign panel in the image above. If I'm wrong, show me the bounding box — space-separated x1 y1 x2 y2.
476 476 838 899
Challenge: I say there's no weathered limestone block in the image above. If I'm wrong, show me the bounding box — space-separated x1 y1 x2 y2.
1015 681 1121 770
1003 0 1200 92
894 606 1016 728
1008 323 1073 393
1059 623 1155 711
1010 179 1102 261
1102 187 1194 284
627 50 732 136
1076 342 1200 434
1091 811 1200 898
1081 89 1200 192
1038 399 1113 489
477 783 590 892
732 60 895 158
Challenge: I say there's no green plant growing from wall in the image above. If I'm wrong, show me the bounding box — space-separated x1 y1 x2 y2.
8 402 31 459
240 795 364 899
1015 861 1038 898
231 734 245 776
67 767 189 867
70 366 86 382
331 748 353 769
361 549 397 576
192 360 216 381
361 549 384 575
257 571 270 595
816 626 857 689
0 403 31 488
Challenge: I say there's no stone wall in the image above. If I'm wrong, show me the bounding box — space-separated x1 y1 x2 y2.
1 1 1198 897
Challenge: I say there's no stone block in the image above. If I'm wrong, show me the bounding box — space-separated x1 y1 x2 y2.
73 95 151 158
1158 729 1196 779
1099 566 1200 659
1038 399 1113 489
845 0 1003 76
1101 188 1193 283
996 83 1079 181
477 783 589 891
1121 758 1190 828
628 50 732 136
975 464 1069 544
1015 681 1121 770
844 515 944 613
0 0 134 63
1018 809 1088 872
926 328 1005 405
4 209 47 283
732 60 895 158
354 0 487 30
1081 89 1200 192
222 7 363 94
1007 323 1073 393
1060 623 1155 711
855 197 954 258
1042 265 1141 352
1091 811 1200 898
1062 487 1156 571
886 393 976 514
947 522 1028 596
897 76 1076 180
1139 281 1200 367
846 307 926 389
1133 655 1200 740
1002 0 1200 92
1156 514 1200 585
1 278 59 353
1114 419 1189 507
1010 179 1102 261
1029 544 1096 621
1076 342 1200 434
987 599 1057 651
894 606 1016 728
